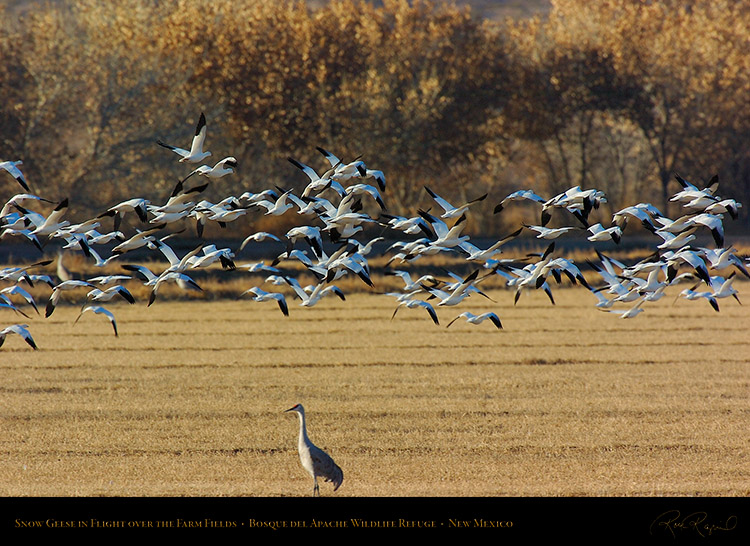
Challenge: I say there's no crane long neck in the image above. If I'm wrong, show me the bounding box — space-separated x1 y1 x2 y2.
297 410 310 446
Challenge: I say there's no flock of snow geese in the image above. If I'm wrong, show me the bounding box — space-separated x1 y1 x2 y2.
1 112 748 495
1 112 747 353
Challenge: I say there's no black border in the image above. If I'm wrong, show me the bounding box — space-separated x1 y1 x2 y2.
3 496 748 541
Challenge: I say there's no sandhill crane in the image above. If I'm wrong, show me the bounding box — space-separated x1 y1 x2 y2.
285 404 343 497
56 251 73 282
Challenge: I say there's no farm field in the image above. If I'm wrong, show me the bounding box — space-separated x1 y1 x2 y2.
0 287 748 497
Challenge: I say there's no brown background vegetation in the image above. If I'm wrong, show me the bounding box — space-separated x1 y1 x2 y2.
1 0 749 233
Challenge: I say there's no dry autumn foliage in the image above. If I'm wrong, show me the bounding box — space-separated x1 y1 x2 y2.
0 0 748 228
503 0 750 218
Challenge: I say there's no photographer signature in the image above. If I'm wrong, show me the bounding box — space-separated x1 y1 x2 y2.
650 510 737 539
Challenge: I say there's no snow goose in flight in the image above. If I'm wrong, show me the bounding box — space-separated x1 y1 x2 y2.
586 223 622 244
385 242 452 267
1 285 39 315
601 297 648 318
505 244 557 305
391 298 440 325
590 288 615 309
702 247 749 278
1 193 54 218
0 324 37 350
538 257 591 290
689 212 725 248
493 189 545 214
522 223 581 240
157 112 211 163
440 267 496 301
240 287 289 316
85 285 136 305
0 226 43 252
424 186 487 219
323 253 374 287
87 274 133 286
235 261 281 276
110 224 166 257
670 173 719 204
285 225 324 258
665 247 711 285
349 236 383 257
420 269 480 307
271 248 316 270
446 311 502 329
0 259 52 287
184 244 236 270
120 264 160 286
287 156 345 198
304 283 346 302
355 164 386 191
75 228 125 247
379 213 431 236
1 160 30 191
182 156 238 183
611 204 659 233
8 203 45 231
29 198 70 238
586 259 636 300
316 146 366 183
97 198 150 231
674 285 720 312
384 269 441 292
342 183 387 211
704 198 741 220
45 279 94 317
237 231 282 253
253 188 297 216
457 227 522 262
539 186 598 227
238 188 279 206
0 211 32 232
147 271 202 306
708 273 741 306
284 278 342 308
0 295 31 319
418 210 470 249
156 180 210 212
682 193 721 211
654 227 698 250
321 213 375 243
152 240 205 274
75 304 119 336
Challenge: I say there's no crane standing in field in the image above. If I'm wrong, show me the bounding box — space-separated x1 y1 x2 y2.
285 403 343 497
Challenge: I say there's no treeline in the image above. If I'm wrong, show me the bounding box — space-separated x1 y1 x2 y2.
1 0 748 232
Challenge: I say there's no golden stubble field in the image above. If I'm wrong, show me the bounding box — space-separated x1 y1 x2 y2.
1 286 748 497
